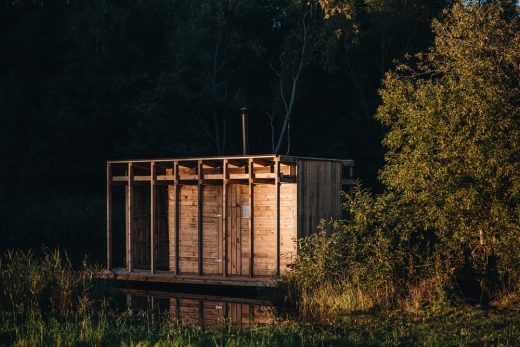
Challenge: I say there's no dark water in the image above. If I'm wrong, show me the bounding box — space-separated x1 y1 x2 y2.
114 286 275 330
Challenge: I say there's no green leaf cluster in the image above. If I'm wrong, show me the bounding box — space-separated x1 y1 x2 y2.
376 1 520 290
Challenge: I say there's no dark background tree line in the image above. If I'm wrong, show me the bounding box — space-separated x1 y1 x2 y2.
1 0 451 260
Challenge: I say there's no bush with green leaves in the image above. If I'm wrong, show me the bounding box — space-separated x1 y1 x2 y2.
376 0 520 297
286 1 520 314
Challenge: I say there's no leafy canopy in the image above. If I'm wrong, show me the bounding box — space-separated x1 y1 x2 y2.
376 1 520 271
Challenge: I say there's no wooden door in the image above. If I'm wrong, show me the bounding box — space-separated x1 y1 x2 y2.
226 184 250 276
202 185 223 275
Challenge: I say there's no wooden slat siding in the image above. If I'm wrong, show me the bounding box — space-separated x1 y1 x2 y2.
131 186 151 269
239 184 250 275
279 182 297 273
197 161 203 275
222 160 228 277
216 186 223 275
228 185 241 275
252 184 275 276
275 158 280 276
106 163 112 270
126 163 134 272
296 160 343 237
156 185 169 270
174 162 180 274
178 185 198 273
150 162 156 273
249 159 254 277
200 185 222 275
167 170 175 272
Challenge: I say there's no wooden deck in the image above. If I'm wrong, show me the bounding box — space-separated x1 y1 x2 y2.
100 268 274 287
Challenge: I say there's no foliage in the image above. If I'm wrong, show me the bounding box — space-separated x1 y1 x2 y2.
1 251 520 346
376 1 520 295
284 185 451 318
0 250 99 318
284 1 520 318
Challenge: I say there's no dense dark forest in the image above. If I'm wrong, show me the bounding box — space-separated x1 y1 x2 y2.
1 0 448 260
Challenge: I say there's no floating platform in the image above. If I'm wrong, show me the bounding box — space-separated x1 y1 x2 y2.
100 268 273 287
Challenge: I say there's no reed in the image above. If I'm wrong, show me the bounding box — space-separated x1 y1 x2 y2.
1 250 520 346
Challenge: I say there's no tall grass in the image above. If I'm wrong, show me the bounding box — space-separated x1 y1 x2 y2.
0 250 519 346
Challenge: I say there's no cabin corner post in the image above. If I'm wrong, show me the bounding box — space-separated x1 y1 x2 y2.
222 159 228 277
106 162 112 271
126 162 134 272
275 157 281 277
197 160 204 276
150 161 156 273
248 159 254 278
174 161 180 275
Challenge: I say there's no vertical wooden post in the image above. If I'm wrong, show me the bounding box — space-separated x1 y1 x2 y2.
248 159 254 278
106 163 112 271
222 159 228 277
197 161 203 276
150 161 156 273
126 162 134 273
275 158 281 276
174 161 180 275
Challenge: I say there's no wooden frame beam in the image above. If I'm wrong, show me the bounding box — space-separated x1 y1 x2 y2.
150 161 156 273
252 158 273 167
201 160 222 168
174 161 180 275
197 161 203 276
227 159 247 168
222 159 228 277
106 163 112 270
126 163 134 272
248 159 254 278
275 158 280 277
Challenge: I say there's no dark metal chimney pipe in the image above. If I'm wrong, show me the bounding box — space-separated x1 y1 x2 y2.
241 107 249 155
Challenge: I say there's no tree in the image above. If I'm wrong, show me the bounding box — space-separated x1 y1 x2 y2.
269 0 323 154
376 1 520 292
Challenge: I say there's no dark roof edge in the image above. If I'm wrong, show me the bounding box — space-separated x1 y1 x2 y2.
107 154 354 165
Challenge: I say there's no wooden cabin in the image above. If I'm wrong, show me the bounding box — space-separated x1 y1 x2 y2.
103 154 354 286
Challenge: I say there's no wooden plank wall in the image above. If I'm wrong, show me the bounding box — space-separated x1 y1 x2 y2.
132 186 150 269
280 183 297 273
165 182 297 277
156 186 169 270
296 160 343 237
202 186 223 275
109 157 304 278
178 185 198 274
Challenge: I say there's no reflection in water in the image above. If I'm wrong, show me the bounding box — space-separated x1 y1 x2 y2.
120 288 274 330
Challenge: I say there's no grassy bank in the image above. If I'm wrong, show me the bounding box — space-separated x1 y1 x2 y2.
1 251 520 346
1 306 520 346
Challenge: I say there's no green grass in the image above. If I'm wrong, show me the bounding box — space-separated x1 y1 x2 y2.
2 250 520 346
1 307 520 346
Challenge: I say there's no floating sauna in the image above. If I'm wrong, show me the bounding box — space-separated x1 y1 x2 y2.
103 155 354 286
